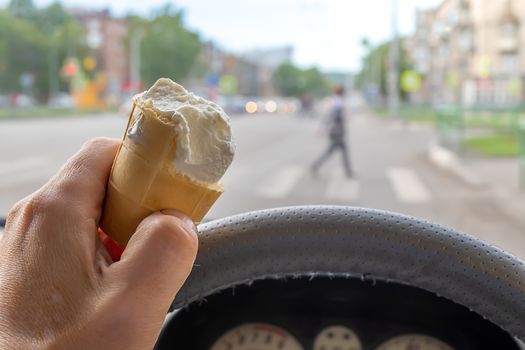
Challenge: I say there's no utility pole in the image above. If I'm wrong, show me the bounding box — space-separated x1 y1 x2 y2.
130 29 145 94
45 24 59 100
388 0 400 118
48 31 59 98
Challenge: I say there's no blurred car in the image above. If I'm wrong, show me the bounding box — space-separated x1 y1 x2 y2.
48 94 75 108
217 95 250 115
10 94 37 108
0 95 9 108
243 97 300 115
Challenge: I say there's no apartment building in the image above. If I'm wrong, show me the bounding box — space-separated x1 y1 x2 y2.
412 0 525 107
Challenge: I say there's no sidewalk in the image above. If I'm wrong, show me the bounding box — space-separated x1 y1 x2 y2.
428 138 525 230
462 155 525 228
355 105 525 257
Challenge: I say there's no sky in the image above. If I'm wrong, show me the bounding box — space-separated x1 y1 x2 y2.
1 0 443 72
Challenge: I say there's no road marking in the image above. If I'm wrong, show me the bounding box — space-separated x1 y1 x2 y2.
257 165 304 199
387 167 431 203
326 170 359 202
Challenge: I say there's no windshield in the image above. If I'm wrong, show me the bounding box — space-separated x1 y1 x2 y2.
1 0 524 260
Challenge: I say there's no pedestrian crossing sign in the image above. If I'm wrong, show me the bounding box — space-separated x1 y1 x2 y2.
400 70 422 93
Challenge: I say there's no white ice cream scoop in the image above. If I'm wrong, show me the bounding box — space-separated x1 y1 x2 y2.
100 78 235 246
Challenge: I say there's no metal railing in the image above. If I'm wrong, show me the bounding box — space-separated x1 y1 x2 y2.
436 107 525 189
519 121 525 189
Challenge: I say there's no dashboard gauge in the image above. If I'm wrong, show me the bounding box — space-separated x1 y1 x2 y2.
210 323 304 350
376 334 454 350
313 325 362 350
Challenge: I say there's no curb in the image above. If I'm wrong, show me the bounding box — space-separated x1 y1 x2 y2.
493 191 525 231
428 145 525 236
428 144 485 187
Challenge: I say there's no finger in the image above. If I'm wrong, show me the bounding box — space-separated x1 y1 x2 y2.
108 210 198 311
45 137 120 221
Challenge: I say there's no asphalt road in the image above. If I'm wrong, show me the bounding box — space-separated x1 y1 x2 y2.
1 108 525 258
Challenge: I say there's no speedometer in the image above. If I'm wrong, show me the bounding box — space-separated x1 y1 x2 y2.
313 325 362 350
376 334 454 350
209 323 304 350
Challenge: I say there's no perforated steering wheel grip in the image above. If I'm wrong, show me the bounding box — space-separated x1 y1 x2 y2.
172 206 525 340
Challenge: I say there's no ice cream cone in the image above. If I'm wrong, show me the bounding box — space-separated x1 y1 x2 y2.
100 104 223 246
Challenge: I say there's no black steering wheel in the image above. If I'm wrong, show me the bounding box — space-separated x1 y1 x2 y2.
157 206 525 347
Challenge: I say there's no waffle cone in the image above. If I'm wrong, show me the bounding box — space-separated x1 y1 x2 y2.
100 104 223 246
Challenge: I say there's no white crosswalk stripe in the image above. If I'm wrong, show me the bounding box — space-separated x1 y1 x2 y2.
387 167 431 203
257 165 304 199
325 169 359 202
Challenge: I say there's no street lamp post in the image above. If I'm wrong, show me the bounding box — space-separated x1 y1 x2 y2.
388 0 400 118
362 38 381 105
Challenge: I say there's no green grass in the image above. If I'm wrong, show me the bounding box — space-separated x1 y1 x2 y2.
464 134 519 157
0 107 113 120
373 104 525 129
373 105 438 123
400 106 437 123
463 112 524 129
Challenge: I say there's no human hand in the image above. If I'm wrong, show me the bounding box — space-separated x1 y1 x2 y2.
0 138 198 350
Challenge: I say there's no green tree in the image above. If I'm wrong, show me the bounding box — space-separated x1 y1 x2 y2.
133 6 202 86
356 38 413 101
0 2 86 99
355 38 387 97
7 0 35 18
272 62 330 97
0 9 47 95
302 67 330 96
41 2 70 27
45 18 87 96
272 62 303 97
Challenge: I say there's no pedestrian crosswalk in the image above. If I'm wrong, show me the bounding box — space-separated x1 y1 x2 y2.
325 169 360 201
257 165 304 199
0 156 434 206
387 167 431 203
255 165 432 204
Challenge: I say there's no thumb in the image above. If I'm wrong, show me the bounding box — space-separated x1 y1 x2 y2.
110 210 198 309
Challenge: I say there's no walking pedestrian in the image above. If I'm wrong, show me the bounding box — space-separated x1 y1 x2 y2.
311 86 353 178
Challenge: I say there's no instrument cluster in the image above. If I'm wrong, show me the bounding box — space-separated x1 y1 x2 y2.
155 277 519 350
210 322 453 350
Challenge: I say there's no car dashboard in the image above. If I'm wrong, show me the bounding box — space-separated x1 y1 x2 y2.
155 277 519 350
